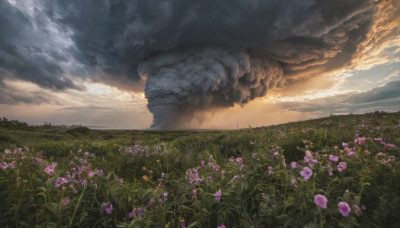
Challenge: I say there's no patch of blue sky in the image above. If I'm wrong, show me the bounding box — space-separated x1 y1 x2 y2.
340 61 400 91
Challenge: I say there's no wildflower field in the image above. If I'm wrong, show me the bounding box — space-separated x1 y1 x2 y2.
0 111 399 227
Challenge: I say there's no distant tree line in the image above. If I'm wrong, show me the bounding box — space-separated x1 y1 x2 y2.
0 117 34 131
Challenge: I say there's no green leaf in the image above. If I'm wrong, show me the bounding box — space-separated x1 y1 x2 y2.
47 202 58 214
188 221 201 228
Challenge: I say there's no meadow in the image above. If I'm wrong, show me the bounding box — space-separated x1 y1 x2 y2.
0 111 399 228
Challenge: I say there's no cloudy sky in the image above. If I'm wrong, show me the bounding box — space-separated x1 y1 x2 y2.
0 0 399 129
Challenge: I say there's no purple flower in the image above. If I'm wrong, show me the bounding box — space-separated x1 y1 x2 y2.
347 151 356 157
358 137 366 145
229 157 234 163
300 167 313 180
201 160 205 166
95 169 104 176
149 198 154 205
273 152 279 157
291 178 297 184
137 208 144 217
163 192 168 201
55 177 69 188
193 190 198 199
314 194 328 209
217 225 226 228
214 190 222 203
355 132 360 137
342 143 348 148
0 162 7 170
236 157 243 164
337 162 347 172
291 161 297 169
268 166 274 175
102 201 113 214
329 155 339 162
338 202 351 217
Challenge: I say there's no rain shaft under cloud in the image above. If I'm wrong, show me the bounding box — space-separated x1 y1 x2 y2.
1 0 396 128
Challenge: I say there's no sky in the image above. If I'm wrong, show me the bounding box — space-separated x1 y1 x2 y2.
0 0 399 129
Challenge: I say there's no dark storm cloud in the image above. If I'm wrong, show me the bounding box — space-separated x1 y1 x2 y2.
2 0 387 128
0 0 83 91
44 0 374 80
282 81 400 115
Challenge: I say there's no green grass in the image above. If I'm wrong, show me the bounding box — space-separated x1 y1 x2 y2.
0 111 399 227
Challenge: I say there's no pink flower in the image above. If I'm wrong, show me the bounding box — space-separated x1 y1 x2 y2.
314 194 328 209
217 225 226 228
329 155 339 162
64 198 70 205
214 190 222 203
291 161 297 169
44 167 55 175
102 201 113 214
358 137 366 145
8 161 16 169
338 202 351 217
273 152 279 157
88 171 95 178
337 162 347 172
291 178 297 184
300 167 313 180
236 157 243 164
342 143 348 148
352 205 362 216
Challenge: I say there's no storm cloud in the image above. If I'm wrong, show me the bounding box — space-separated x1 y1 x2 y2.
1 0 396 128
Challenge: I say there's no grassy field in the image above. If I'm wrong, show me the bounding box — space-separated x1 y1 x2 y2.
0 111 399 227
